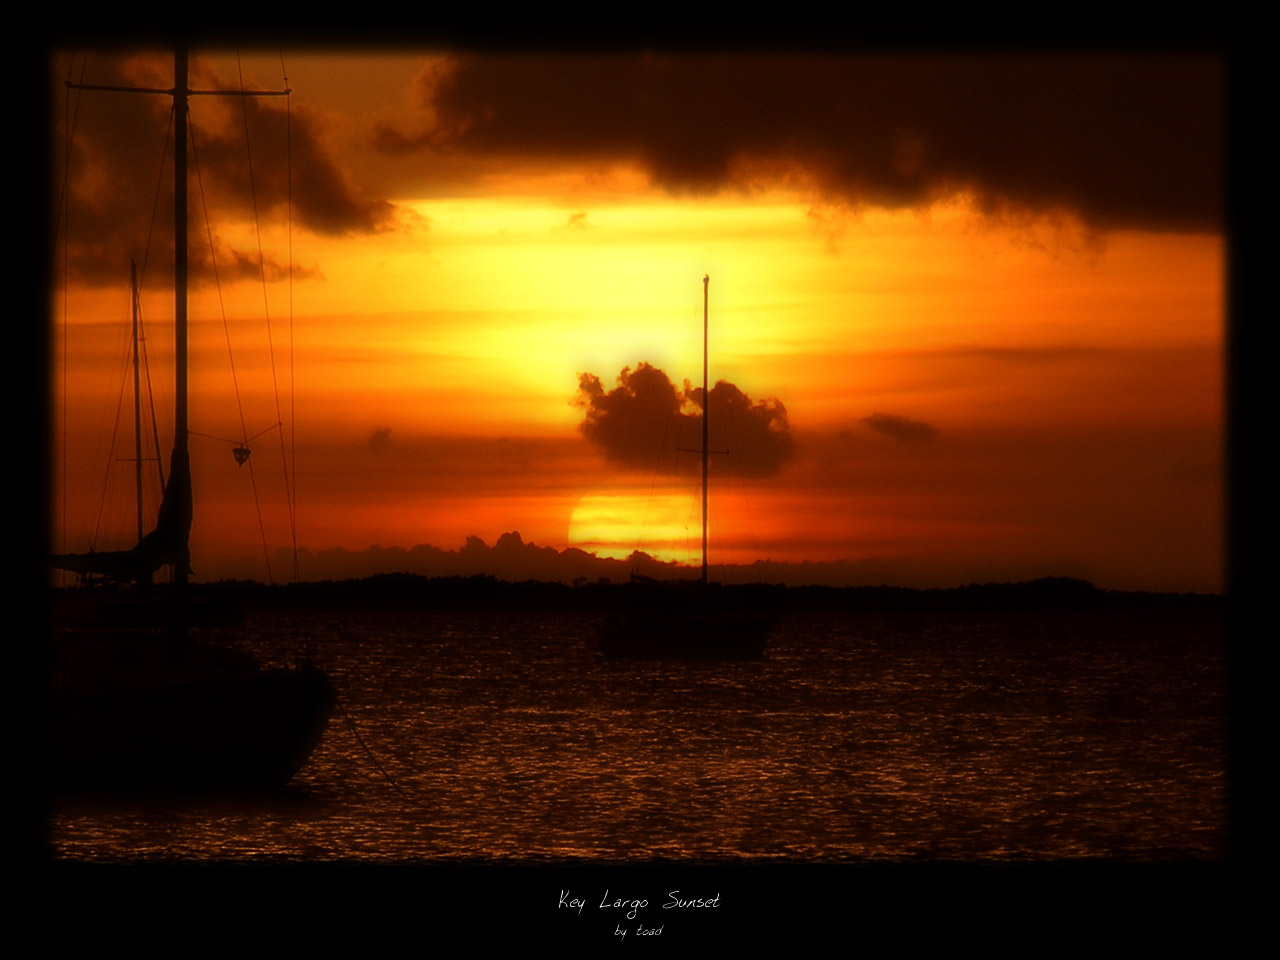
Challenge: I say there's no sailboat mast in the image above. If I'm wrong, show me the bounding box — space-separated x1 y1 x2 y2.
701 274 709 586
174 50 189 590
131 260 143 543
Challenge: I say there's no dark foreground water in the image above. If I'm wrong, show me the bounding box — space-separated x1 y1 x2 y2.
49 607 1226 865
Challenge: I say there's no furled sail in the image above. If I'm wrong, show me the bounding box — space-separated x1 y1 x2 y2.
52 449 192 583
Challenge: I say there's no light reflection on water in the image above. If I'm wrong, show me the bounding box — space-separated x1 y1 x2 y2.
50 609 1226 862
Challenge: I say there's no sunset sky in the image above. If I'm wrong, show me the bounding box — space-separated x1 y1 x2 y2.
50 49 1224 592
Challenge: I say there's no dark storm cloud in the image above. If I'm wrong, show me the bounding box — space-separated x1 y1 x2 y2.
392 53 1220 232
863 412 940 442
576 362 794 477
57 54 393 286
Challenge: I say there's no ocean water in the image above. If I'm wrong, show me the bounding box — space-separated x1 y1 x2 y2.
48 606 1226 864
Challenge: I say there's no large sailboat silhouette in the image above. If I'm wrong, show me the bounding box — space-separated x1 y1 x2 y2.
51 50 335 789
597 275 773 659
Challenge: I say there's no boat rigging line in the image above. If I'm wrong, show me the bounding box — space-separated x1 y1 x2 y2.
236 53 301 583
188 107 275 581
283 55 298 582
333 696 422 807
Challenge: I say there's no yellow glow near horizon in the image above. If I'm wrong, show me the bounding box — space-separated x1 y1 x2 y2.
568 491 702 563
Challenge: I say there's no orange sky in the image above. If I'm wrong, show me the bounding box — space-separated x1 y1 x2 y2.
50 50 1224 592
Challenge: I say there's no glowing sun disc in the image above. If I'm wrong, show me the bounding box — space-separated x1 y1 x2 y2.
567 492 701 562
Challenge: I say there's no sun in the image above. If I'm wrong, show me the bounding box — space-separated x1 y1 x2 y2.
567 491 701 563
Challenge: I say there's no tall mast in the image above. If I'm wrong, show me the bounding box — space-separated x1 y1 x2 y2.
701 274 709 586
130 260 143 543
174 48 189 589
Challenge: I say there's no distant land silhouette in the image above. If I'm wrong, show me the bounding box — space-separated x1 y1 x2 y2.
242 531 994 589
278 530 800 584
229 531 1214 596
143 530 1220 610
126 571 1221 617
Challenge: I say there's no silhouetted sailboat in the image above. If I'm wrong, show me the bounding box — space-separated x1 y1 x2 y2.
53 261 190 591
598 276 773 659
51 50 335 789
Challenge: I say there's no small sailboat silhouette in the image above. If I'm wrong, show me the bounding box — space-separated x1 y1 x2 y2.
598 276 772 659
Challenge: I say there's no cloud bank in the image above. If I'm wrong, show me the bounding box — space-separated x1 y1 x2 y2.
384 53 1220 233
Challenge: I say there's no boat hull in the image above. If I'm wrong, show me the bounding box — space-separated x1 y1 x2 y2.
52 643 336 790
